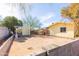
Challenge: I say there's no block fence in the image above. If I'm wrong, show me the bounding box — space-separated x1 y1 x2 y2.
36 39 79 56
0 35 14 56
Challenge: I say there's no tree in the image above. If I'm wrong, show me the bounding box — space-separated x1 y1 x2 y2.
7 3 41 35
26 15 41 31
2 16 23 34
61 3 79 37
8 3 31 24
8 3 32 35
61 4 79 19
17 20 23 26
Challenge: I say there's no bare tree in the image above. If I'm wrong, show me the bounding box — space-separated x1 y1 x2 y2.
7 3 41 36
7 3 31 24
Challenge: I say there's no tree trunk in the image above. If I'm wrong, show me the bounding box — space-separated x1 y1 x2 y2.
74 19 79 37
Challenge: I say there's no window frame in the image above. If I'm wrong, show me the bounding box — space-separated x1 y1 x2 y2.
60 27 66 32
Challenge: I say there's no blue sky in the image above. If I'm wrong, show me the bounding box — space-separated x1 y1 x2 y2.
0 3 71 28
30 3 70 27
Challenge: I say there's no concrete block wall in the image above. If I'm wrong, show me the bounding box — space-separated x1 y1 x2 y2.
36 40 79 56
0 35 14 56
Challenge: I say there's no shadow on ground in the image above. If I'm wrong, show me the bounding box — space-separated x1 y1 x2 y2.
14 36 32 42
14 37 26 42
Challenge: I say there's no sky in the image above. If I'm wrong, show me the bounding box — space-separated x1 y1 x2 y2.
30 3 70 27
0 3 70 28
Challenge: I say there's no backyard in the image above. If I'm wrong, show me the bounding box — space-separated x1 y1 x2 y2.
8 35 78 56
0 3 79 56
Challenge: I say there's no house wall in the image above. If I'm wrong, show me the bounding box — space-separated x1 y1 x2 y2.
0 27 9 39
48 22 74 38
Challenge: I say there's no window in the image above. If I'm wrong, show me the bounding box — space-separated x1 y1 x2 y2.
60 27 66 32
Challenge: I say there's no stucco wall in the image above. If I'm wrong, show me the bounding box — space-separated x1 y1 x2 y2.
22 25 30 36
49 25 74 38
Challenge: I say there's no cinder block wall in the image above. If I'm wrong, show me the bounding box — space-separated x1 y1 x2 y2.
36 40 79 56
0 35 14 56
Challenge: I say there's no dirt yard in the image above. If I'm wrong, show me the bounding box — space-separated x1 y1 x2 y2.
8 35 78 56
